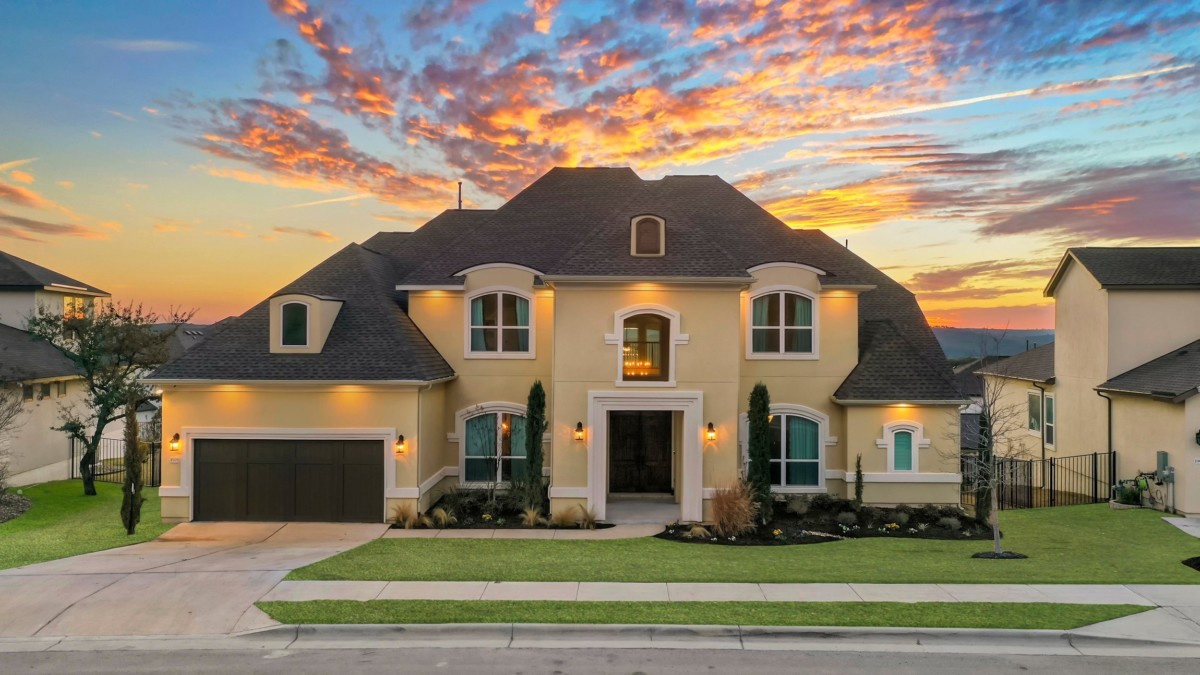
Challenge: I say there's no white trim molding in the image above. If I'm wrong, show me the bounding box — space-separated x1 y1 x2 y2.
463 285 536 360
845 472 963 484
745 285 820 361
876 420 931 473
630 215 666 257
746 262 828 276
587 390 704 522
419 466 460 496
738 403 837 494
549 486 590 500
604 303 690 387
454 262 545 277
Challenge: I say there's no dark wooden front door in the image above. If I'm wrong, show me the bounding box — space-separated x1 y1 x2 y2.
608 411 673 493
194 439 383 522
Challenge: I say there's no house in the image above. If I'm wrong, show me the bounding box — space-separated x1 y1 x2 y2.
149 167 965 524
0 251 110 485
979 248 1200 516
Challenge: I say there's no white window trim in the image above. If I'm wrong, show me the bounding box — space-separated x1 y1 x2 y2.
1043 393 1055 449
876 420 931 473
745 285 819 360
1026 389 1043 437
738 403 837 494
463 286 536 360
455 401 530 488
604 304 689 387
279 301 310 348
630 215 665 257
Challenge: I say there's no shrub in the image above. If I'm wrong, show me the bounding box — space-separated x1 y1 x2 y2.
431 507 458 529
914 504 942 524
937 516 961 531
809 494 838 514
892 511 910 526
682 524 711 539
391 503 420 529
785 495 810 516
835 511 859 527
1115 485 1142 505
853 453 864 506
550 508 578 528
746 383 773 523
520 506 546 528
438 487 480 515
576 504 599 530
711 479 759 538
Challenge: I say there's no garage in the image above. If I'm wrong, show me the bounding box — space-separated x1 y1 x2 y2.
193 439 384 522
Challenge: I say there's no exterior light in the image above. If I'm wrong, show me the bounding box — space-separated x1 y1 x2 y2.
1195 429 1200 447
574 422 585 441
394 435 407 454
169 433 181 452
706 422 717 441
153 387 164 397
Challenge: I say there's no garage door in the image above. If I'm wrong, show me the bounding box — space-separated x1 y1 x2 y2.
193 439 383 522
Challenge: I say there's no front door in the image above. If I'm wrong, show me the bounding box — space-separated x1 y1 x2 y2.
608 411 673 493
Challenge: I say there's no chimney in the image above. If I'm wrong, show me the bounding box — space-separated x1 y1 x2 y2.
457 181 462 210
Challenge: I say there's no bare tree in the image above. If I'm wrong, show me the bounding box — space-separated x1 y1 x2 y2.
0 384 25 491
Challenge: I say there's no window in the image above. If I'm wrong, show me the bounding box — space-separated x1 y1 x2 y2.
464 412 527 483
622 313 669 382
631 216 664 256
57 381 67 398
767 414 821 487
280 302 308 346
1044 395 1055 446
63 296 87 319
750 290 814 355
893 430 914 471
22 384 33 401
469 292 530 354
878 421 928 473
39 383 50 399
1027 392 1042 433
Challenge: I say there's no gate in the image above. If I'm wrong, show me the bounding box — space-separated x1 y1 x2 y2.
69 438 162 487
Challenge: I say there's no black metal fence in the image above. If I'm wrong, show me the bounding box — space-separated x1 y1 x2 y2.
962 451 1116 511
69 438 162 487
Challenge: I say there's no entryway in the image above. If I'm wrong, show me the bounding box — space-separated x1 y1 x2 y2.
608 411 673 494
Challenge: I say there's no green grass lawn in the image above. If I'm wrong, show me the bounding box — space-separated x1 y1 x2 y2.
0 480 171 570
290 505 1200 584
257 600 1148 629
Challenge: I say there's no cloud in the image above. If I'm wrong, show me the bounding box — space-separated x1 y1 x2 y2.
207 227 249 238
273 226 337 242
0 211 106 240
0 158 36 173
531 0 560 34
285 193 371 209
97 39 198 52
0 181 48 209
107 110 136 122
56 181 75 189
8 170 34 184
142 107 160 115
153 218 190 233
1059 97 1126 115
90 131 102 138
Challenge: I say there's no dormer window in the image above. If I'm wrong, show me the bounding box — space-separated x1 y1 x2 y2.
631 216 665 257
467 289 532 357
748 288 817 359
280 302 309 347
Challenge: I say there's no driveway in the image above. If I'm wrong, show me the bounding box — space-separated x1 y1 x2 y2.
0 522 388 638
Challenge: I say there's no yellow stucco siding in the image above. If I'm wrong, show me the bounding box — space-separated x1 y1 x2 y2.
1107 289 1200 377
1110 393 1197 516
1052 262 1109 456
983 375 1051 460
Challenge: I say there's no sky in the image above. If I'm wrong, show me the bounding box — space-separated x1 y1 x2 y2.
1 0 1198 329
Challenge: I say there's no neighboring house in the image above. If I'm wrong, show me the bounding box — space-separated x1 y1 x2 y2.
0 251 110 485
149 167 965 524
980 248 1200 516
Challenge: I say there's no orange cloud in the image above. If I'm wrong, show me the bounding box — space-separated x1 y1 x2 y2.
273 225 337 242
1059 97 1126 115
8 170 34 184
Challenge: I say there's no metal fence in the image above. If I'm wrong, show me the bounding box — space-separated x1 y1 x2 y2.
962 451 1116 511
69 438 162 487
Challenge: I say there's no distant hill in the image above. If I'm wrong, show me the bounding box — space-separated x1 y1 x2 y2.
933 327 1054 359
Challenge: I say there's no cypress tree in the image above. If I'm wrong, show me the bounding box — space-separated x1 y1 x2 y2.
747 382 772 523
523 380 548 511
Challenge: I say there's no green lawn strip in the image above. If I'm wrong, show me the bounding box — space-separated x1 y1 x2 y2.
256 600 1148 630
0 481 171 570
289 505 1200 584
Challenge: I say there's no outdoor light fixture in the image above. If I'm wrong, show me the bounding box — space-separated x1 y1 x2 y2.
706 422 717 441
574 422 585 441
394 435 407 454
1195 429 1200 447
169 433 180 452
153 387 164 397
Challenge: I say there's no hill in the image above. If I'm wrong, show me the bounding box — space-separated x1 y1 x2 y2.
933 327 1054 359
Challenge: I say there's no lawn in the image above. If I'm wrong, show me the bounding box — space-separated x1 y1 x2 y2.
0 480 172 570
257 600 1148 629
290 504 1200 584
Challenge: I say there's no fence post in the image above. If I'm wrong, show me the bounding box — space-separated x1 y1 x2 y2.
1091 452 1099 503
1027 462 1034 508
1049 458 1056 507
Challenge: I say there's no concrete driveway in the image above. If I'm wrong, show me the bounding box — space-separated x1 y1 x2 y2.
0 522 388 638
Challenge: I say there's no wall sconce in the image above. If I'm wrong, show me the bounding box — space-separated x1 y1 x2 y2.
169 433 180 452
153 387 164 397
394 435 407 454
1195 429 1200 446
706 422 717 441
574 422 585 441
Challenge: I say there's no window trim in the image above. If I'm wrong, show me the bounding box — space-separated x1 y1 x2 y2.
630 215 665 257
279 301 310 348
1043 393 1055 448
738 403 838 494
605 304 689 387
455 401 529 488
463 286 536 360
876 420 931 473
1027 390 1043 437
745 285 819 360
57 380 68 398
22 384 34 402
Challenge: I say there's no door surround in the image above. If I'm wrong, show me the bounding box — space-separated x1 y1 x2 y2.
607 410 674 494
587 391 703 522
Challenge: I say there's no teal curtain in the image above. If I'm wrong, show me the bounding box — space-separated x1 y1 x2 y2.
786 294 812 327
785 416 820 486
470 297 487 351
894 431 913 471
752 296 770 352
465 414 496 482
508 414 527 481
514 296 529 326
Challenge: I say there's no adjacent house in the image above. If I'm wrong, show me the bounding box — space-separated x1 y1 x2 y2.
980 248 1200 516
149 167 965 524
0 251 110 485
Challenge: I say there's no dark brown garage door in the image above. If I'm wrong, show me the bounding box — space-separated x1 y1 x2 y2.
194 439 383 522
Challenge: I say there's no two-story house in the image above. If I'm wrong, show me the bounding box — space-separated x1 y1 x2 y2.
0 250 110 485
980 247 1200 516
149 168 965 524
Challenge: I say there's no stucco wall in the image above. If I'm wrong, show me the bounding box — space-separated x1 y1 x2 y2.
982 374 1051 460
843 404 962 506
1110 393 1197 516
1107 289 1200 377
1053 262 1110 456
3 378 82 485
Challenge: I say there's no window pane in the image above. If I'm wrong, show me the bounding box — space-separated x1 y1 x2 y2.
751 295 773 328
635 218 661 254
501 294 530 327
39 383 50 398
787 462 819 486
465 414 496 458
1045 422 1055 446
507 457 528 481
465 458 490 482
894 431 913 471
1044 398 1054 424
471 294 497 326
622 314 669 381
769 460 782 486
785 416 819 460
769 415 783 461
505 414 527 459
471 328 497 351
1027 393 1041 431
784 294 812 327
752 328 779 353
22 384 33 400
501 328 529 352
281 303 307 346
783 328 813 353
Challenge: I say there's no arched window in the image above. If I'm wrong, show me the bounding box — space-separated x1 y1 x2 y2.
769 413 821 487
468 291 531 354
631 216 664 256
878 421 929 473
280 302 309 346
622 313 670 382
463 410 528 483
750 289 815 355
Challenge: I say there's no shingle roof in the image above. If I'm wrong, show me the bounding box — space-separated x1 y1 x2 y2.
1097 339 1200 401
976 342 1055 383
953 356 1007 398
0 250 108 295
833 320 964 402
961 412 983 450
151 244 453 382
0 324 80 382
1047 247 1200 295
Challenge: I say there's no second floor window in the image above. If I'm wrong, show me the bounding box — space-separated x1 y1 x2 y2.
281 302 309 346
751 291 814 355
470 292 530 353
63 296 87 319
622 313 669 381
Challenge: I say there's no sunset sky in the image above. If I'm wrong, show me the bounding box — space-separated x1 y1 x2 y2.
1 0 1198 328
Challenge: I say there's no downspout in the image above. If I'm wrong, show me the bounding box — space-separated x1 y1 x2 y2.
1096 390 1115 500
1032 382 1047 466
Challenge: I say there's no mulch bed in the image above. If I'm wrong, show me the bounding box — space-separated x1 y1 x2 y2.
0 492 32 525
972 551 1028 559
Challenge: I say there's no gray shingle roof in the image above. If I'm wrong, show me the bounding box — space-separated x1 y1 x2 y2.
0 250 108 295
0 324 80 382
976 342 1055 383
1049 247 1200 294
1097 339 1200 401
833 320 964 402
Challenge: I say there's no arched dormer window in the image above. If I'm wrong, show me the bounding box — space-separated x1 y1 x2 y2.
280 302 309 347
747 286 818 359
877 421 931 472
631 216 665 257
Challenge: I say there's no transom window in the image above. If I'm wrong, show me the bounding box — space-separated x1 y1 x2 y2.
280 302 308 346
622 313 669 382
464 412 527 483
751 291 814 354
469 292 530 353
768 414 821 487
631 216 664 256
